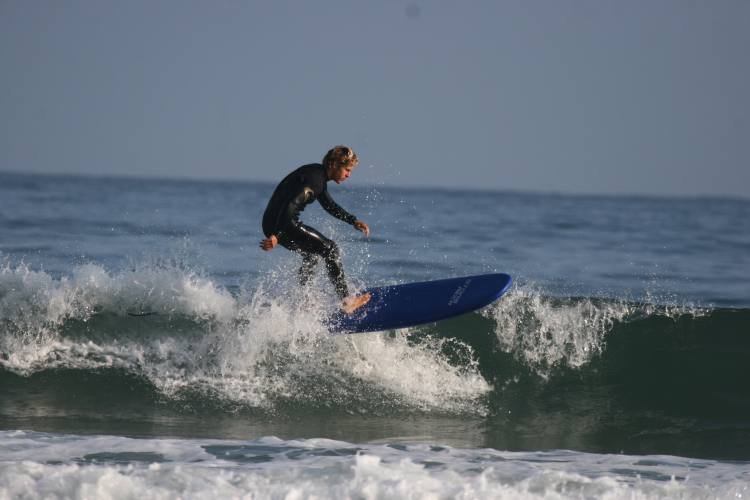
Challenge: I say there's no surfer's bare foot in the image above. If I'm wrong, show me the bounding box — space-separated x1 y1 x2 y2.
341 293 371 314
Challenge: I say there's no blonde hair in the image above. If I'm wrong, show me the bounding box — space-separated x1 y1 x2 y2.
323 145 358 169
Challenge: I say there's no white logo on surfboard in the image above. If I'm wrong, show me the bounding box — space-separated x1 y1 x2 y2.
448 278 472 306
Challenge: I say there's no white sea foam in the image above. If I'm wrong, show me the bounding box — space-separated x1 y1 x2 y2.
333 332 490 412
0 262 489 413
484 284 710 379
1 431 747 500
483 286 632 378
0 261 236 332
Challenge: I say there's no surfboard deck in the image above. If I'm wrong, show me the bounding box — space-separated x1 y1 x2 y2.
327 273 512 334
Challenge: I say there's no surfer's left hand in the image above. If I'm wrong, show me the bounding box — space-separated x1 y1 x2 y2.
354 220 370 237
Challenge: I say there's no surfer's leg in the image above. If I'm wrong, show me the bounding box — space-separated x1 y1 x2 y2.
281 224 350 299
299 252 319 287
321 241 348 300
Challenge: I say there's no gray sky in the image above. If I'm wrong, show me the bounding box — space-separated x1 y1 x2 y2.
1 0 748 198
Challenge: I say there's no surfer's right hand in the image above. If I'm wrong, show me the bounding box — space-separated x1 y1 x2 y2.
259 235 278 251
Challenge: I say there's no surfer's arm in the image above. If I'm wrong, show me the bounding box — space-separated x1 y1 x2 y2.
261 187 314 250
318 190 357 226
268 187 315 240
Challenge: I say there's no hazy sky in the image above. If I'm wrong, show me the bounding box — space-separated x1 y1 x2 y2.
1 0 748 198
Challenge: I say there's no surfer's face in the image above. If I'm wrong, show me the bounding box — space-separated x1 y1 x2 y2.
329 164 356 184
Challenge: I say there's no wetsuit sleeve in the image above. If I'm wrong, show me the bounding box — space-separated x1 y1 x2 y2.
270 188 315 239
318 189 357 225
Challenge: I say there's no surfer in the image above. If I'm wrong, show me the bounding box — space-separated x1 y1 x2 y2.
259 145 371 314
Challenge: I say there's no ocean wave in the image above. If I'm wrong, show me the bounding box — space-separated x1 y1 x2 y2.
2 262 748 420
0 262 489 415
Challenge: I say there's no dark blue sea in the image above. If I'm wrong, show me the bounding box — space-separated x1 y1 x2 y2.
1 171 749 498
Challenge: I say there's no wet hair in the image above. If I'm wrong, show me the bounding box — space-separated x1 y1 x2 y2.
322 145 358 169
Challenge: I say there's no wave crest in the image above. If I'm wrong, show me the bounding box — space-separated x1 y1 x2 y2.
0 262 490 414
484 285 708 378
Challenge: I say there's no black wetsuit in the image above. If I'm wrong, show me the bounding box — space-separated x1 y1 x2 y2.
262 163 358 299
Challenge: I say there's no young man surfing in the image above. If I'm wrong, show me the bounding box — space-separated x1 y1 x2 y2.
259 146 371 314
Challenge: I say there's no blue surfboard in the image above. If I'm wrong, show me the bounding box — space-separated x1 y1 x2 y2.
327 273 512 334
